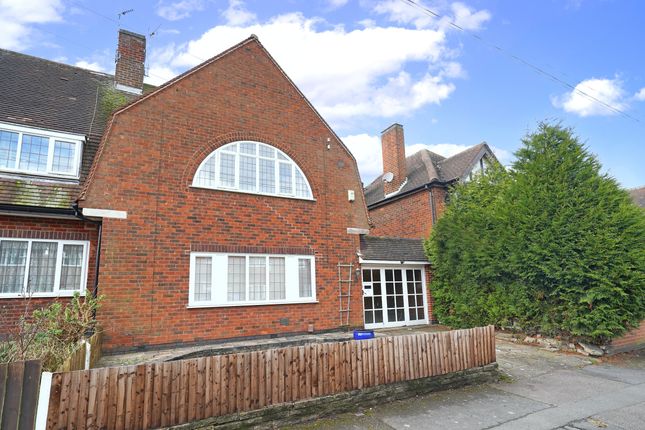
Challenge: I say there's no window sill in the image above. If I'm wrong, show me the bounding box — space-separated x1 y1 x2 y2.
0 291 86 299
190 185 316 202
187 299 319 309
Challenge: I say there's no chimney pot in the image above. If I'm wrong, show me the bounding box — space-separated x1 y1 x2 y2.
381 123 407 195
114 29 146 95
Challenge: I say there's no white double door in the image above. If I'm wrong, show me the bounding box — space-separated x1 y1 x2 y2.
361 266 428 329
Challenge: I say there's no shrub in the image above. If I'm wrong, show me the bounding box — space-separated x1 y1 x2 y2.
426 123 645 343
0 291 102 370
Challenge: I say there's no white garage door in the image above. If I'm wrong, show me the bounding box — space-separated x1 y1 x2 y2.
361 267 428 329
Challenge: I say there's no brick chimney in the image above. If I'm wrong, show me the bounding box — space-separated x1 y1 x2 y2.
381 123 407 195
114 29 146 94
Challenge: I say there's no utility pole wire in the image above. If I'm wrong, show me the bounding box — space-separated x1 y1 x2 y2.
400 0 640 123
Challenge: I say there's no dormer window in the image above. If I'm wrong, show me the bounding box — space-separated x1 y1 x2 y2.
0 123 84 179
192 141 313 200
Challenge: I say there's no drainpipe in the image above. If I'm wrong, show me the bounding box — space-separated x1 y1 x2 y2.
428 186 437 226
72 203 103 320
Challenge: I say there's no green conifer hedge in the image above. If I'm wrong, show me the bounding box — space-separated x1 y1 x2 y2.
425 123 645 342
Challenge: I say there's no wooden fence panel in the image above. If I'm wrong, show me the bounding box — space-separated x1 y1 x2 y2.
47 326 496 430
0 360 42 430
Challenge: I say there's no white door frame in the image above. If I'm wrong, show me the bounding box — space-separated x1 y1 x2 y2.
361 264 429 329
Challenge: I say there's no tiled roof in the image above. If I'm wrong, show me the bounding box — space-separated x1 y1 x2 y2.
0 49 140 209
629 186 645 208
364 143 495 207
359 236 428 263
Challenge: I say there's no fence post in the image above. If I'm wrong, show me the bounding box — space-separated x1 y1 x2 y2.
35 371 52 430
84 340 92 370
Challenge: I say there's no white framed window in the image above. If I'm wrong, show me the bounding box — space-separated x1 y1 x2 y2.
0 238 90 298
188 253 316 307
0 122 84 179
192 141 313 200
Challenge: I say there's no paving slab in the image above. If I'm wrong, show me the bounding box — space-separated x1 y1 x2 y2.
494 368 628 405
581 364 645 385
373 384 550 430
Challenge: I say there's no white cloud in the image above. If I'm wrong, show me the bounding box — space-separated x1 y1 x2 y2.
342 133 383 181
634 88 645 101
157 0 204 21
223 0 256 26
552 77 628 117
344 136 514 183
74 60 105 72
373 0 436 29
327 0 349 8
373 0 490 31
449 2 491 31
0 0 64 50
146 6 471 124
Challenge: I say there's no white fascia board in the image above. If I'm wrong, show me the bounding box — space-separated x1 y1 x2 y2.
359 258 430 265
347 227 370 235
82 208 127 219
0 121 86 141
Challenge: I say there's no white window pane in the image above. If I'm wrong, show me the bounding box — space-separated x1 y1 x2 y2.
258 144 274 158
259 158 275 193
194 257 212 302
249 257 266 300
240 142 256 155
52 141 76 174
0 240 28 294
269 257 285 300
196 155 216 187
227 256 246 302
279 163 292 194
0 130 19 169
28 242 57 293
239 155 256 191
295 169 310 198
298 259 312 298
60 244 83 290
219 153 236 187
277 151 288 161
19 134 49 172
222 143 238 152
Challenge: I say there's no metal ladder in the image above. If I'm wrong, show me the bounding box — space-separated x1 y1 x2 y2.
337 263 353 326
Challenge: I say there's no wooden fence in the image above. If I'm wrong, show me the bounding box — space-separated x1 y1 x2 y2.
46 326 496 430
0 359 42 430
57 331 103 372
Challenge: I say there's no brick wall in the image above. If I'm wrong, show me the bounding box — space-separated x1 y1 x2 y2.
0 215 99 338
369 186 448 240
81 39 370 351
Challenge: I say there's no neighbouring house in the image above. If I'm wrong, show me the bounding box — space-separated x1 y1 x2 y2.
629 186 645 207
0 30 147 338
364 123 498 239
0 31 435 351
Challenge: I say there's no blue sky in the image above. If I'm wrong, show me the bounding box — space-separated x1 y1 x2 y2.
2 0 643 187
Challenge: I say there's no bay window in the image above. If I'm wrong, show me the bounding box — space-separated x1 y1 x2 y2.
0 238 89 297
188 253 316 307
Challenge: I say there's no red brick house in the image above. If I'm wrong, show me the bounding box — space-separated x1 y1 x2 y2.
365 123 498 239
0 31 148 337
1 31 435 352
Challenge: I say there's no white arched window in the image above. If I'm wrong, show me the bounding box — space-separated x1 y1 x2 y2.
192 141 313 200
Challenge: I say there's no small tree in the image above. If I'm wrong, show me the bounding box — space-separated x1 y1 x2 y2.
426 122 645 342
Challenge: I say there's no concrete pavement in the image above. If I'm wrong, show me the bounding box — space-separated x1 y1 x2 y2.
288 340 645 430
